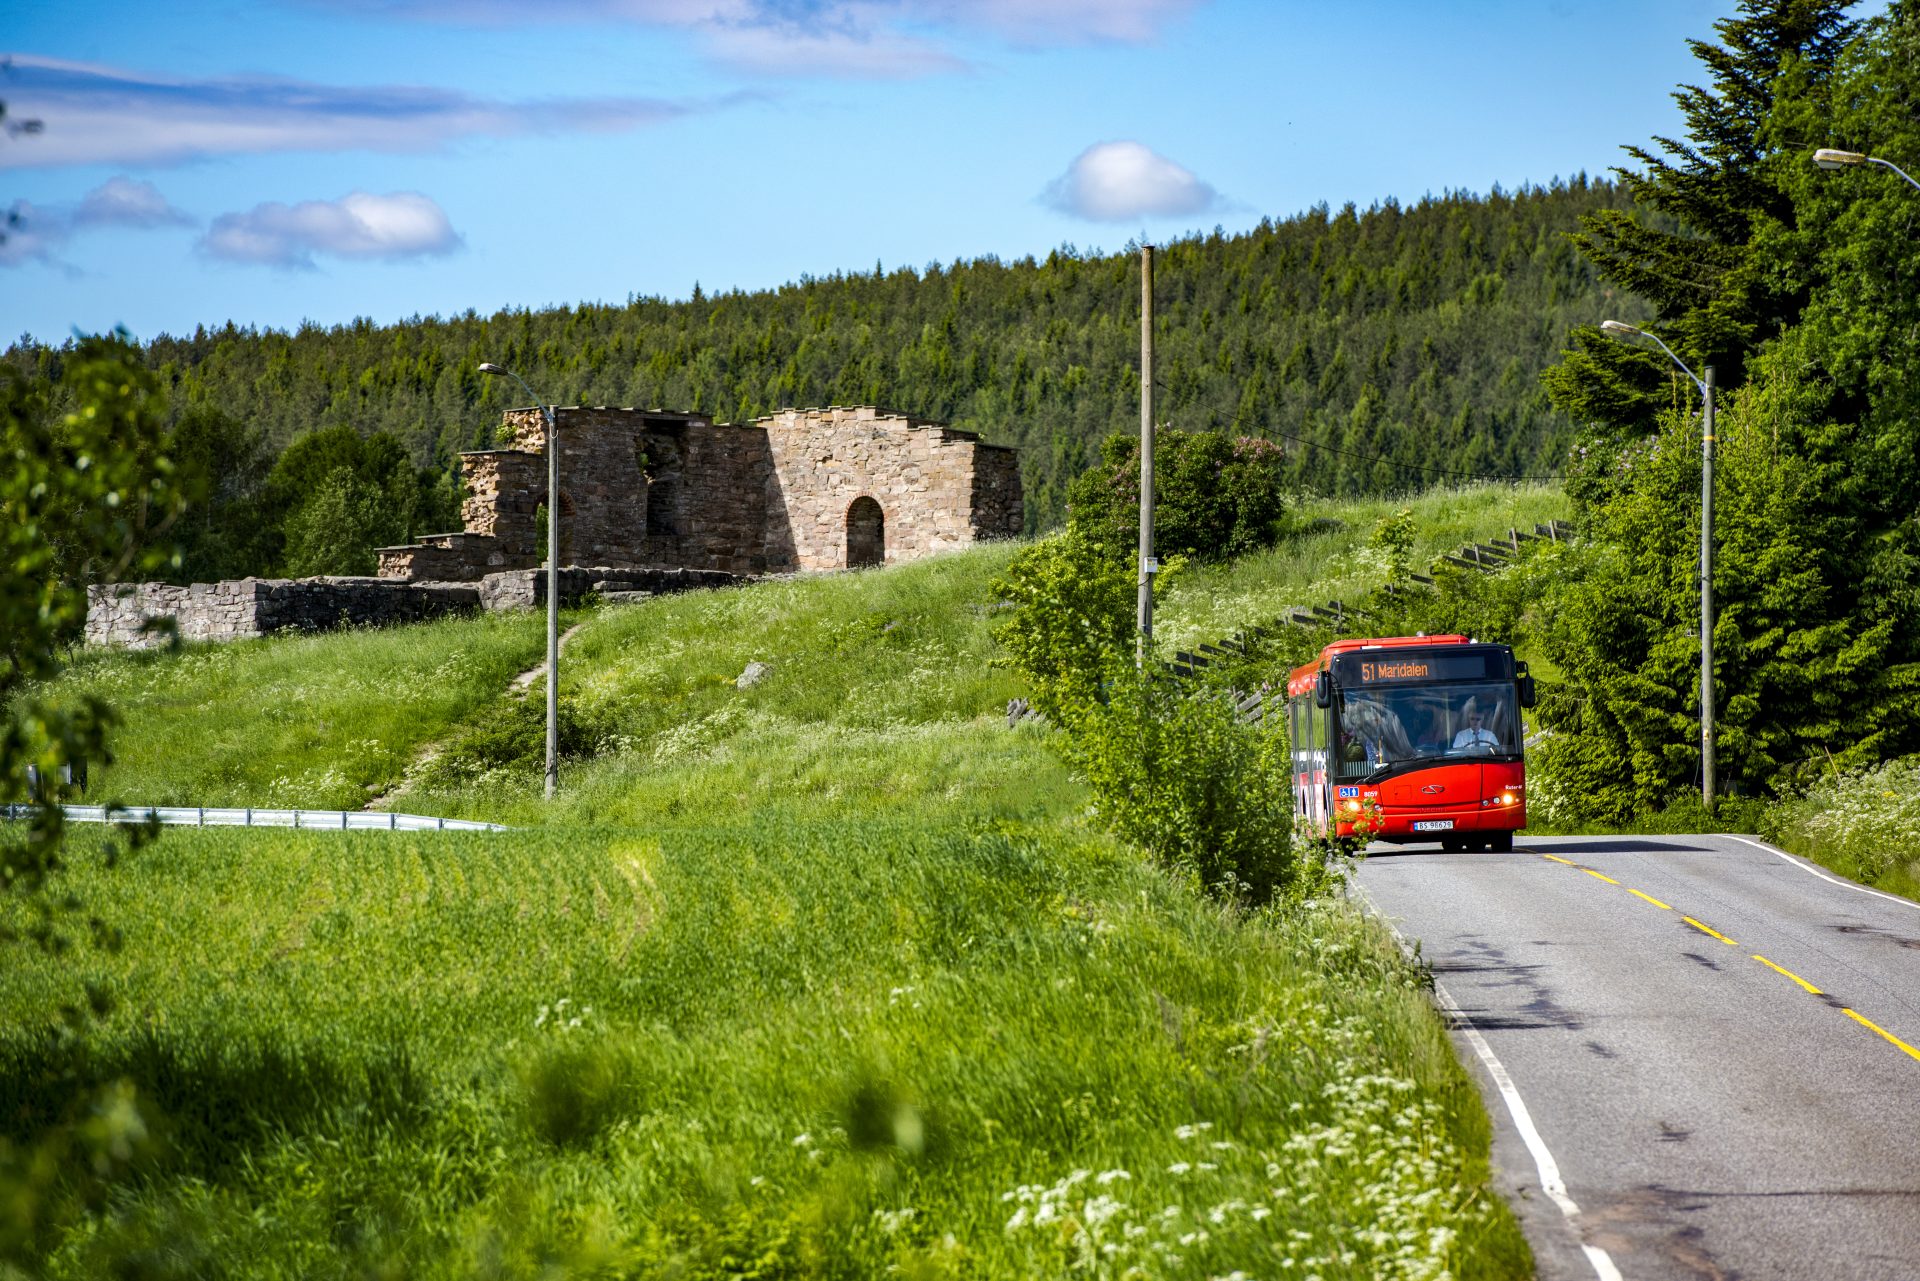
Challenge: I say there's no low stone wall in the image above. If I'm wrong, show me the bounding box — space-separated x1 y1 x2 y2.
86 578 481 649
476 566 741 612
86 568 739 649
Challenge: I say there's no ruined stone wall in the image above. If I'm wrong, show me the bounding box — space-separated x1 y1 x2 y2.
376 449 547 580
87 579 481 649
477 565 741 611
461 450 546 554
970 441 1023 540
758 407 1022 570
502 406 661 567
375 403 1022 581
636 421 776 574
86 569 739 649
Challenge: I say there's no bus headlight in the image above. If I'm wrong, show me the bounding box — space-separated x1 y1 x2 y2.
1344 799 1361 813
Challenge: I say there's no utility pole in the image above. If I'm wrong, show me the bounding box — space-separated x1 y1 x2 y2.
1137 243 1155 665
1701 365 1716 810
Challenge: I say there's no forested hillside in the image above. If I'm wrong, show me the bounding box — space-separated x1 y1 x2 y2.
8 177 1642 532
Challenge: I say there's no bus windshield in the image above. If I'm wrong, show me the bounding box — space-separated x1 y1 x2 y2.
1332 680 1521 780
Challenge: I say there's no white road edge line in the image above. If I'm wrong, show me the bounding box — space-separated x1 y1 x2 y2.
1354 886 1623 1281
1726 835 1920 913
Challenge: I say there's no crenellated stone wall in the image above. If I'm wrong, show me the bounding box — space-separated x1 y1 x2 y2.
635 420 775 574
758 406 1022 570
374 402 1021 582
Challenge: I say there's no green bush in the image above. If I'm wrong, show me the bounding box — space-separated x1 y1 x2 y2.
426 691 609 783
1066 430 1288 563
1056 658 1328 904
987 530 1167 718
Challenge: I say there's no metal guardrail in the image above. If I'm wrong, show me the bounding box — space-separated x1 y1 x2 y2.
2 804 509 832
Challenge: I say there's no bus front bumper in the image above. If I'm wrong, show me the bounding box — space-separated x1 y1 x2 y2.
1337 802 1527 843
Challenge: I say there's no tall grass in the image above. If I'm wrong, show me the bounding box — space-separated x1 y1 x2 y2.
42 612 548 810
1 813 1525 1278
0 500 1566 1275
1761 756 1920 901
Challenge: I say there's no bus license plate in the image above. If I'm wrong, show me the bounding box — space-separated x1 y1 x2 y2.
1412 820 1455 832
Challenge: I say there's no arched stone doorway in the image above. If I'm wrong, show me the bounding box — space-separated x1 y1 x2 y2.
846 496 884 568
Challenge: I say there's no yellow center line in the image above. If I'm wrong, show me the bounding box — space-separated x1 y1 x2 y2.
1533 848 1920 1071
1682 915 1738 946
1752 954 1823 995
1844 1009 1920 1063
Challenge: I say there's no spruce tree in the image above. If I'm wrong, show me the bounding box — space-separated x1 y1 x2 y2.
1544 0 1856 437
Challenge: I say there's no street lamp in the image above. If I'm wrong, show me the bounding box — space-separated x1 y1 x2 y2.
478 361 561 800
1138 242 1155 666
1812 148 1920 193
1600 321 1717 808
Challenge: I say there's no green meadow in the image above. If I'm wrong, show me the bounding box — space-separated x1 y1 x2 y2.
1 487 1562 1278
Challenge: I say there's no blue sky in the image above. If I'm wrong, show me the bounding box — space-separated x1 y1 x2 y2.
3 0 1760 344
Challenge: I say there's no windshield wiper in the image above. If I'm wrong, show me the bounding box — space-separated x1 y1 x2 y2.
1360 754 1450 783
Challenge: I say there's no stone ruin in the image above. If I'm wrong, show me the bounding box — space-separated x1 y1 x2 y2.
85 405 1021 648
374 404 1023 580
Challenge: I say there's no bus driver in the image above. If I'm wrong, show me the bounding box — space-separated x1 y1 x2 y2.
1451 699 1499 752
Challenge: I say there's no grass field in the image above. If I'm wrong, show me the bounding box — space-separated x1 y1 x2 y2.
0 492 1562 1278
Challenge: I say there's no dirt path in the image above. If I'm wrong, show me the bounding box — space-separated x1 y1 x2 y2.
367 622 591 810
512 622 590 691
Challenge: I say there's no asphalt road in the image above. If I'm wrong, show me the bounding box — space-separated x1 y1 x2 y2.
1354 833 1920 1281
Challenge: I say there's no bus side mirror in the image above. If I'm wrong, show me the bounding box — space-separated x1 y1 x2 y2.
1314 671 1333 709
1518 674 1537 709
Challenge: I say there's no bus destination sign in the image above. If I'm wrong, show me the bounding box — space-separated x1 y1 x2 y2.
1336 651 1503 685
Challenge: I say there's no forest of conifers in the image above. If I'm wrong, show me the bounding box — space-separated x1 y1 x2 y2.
4 175 1642 535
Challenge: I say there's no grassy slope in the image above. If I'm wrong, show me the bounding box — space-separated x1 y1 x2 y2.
1157 483 1568 651
50 612 549 810
0 498 1570 1278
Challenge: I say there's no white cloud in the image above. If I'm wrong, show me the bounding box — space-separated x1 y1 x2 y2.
907 0 1199 45
1042 140 1220 222
73 177 193 228
0 177 192 268
301 0 1202 75
198 191 461 270
0 55 707 170
701 19 966 77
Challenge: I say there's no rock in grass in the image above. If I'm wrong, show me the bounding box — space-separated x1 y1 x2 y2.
736 661 771 690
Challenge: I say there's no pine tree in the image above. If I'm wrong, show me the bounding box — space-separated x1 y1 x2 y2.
1545 0 1856 435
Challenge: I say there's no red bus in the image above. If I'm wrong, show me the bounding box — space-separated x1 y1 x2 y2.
1286 635 1537 852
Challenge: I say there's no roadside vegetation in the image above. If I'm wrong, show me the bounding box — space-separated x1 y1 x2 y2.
3 511 1542 1278
13 4 1920 1275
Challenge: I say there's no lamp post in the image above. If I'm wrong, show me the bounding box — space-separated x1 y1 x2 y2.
1600 321 1716 808
478 362 561 799
1812 148 1920 194
1138 242 1155 666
